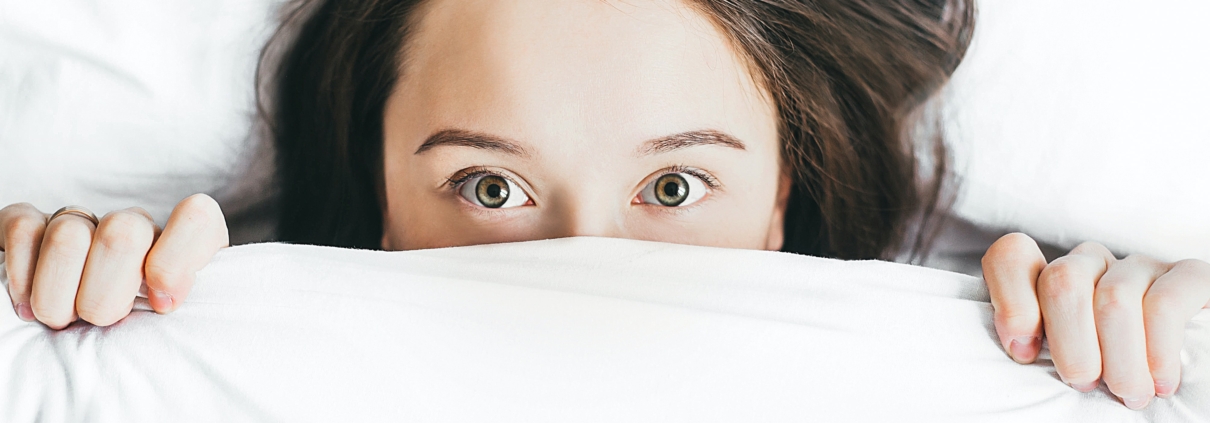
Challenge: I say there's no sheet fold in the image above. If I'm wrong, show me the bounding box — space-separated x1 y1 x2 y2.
1 238 1207 422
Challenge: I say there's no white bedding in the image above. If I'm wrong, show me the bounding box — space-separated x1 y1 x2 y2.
2 237 1207 422
3 0 1208 257
942 0 1210 262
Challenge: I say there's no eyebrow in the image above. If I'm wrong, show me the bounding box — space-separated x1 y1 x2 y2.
414 128 746 157
415 129 531 157
636 129 747 156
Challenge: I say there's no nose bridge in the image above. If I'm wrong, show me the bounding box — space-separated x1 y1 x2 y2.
543 183 625 239
536 139 633 239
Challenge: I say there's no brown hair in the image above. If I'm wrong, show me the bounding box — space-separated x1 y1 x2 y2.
260 0 974 259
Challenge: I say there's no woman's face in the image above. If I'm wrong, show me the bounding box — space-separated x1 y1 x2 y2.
381 0 787 251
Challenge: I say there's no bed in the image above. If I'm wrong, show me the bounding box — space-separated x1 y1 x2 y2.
1 0 1208 421
2 238 1208 422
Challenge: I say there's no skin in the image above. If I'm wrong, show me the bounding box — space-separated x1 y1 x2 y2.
0 195 228 327
0 0 1205 410
983 234 1210 409
379 0 787 251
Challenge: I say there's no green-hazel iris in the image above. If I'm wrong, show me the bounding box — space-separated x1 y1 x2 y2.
655 173 689 206
476 175 510 208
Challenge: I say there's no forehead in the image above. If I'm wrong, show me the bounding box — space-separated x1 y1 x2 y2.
390 0 777 157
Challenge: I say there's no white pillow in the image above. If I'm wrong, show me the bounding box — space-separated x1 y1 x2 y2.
0 1 282 243
943 0 1210 262
2 0 1206 261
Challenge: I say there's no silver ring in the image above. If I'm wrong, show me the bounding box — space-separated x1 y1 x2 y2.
49 206 99 226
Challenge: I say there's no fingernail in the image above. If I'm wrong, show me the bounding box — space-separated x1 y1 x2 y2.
1121 395 1151 410
1069 380 1099 392
1009 336 1040 363
149 289 175 313
14 303 35 321
1155 381 1177 398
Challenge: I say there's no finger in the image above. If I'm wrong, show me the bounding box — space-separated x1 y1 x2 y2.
1096 255 1166 407
75 208 158 326
144 194 228 313
1067 241 1117 263
1096 254 1167 409
0 203 48 321
30 212 98 329
982 233 1047 364
1037 242 1114 393
1142 259 1210 399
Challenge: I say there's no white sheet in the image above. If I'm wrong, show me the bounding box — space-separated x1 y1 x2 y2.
2 237 1207 422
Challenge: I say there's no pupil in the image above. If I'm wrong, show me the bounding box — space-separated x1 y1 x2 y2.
476 175 510 208
654 174 688 207
662 181 679 197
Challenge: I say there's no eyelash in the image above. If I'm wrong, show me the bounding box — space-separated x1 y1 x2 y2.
660 165 721 190
443 165 722 200
445 166 505 190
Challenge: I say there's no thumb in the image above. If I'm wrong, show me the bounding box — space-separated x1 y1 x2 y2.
144 194 229 313
982 233 1047 364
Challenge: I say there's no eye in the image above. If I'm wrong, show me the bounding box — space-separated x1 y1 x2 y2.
459 174 531 209
638 172 708 207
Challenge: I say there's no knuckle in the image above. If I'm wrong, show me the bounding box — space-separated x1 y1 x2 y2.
1121 254 1161 268
1 202 37 216
1068 242 1115 264
124 206 155 221
174 194 229 246
95 212 153 253
982 233 1039 265
1141 293 1182 321
1038 259 1092 301
1070 241 1106 253
3 215 44 244
174 203 212 230
1174 258 1210 275
177 194 221 222
1094 284 1137 315
103 211 152 232
43 220 95 257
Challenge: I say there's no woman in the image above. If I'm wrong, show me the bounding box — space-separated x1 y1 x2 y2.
1 0 1206 410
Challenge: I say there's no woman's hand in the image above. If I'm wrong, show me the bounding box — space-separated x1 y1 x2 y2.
0 194 228 329
982 233 1210 409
